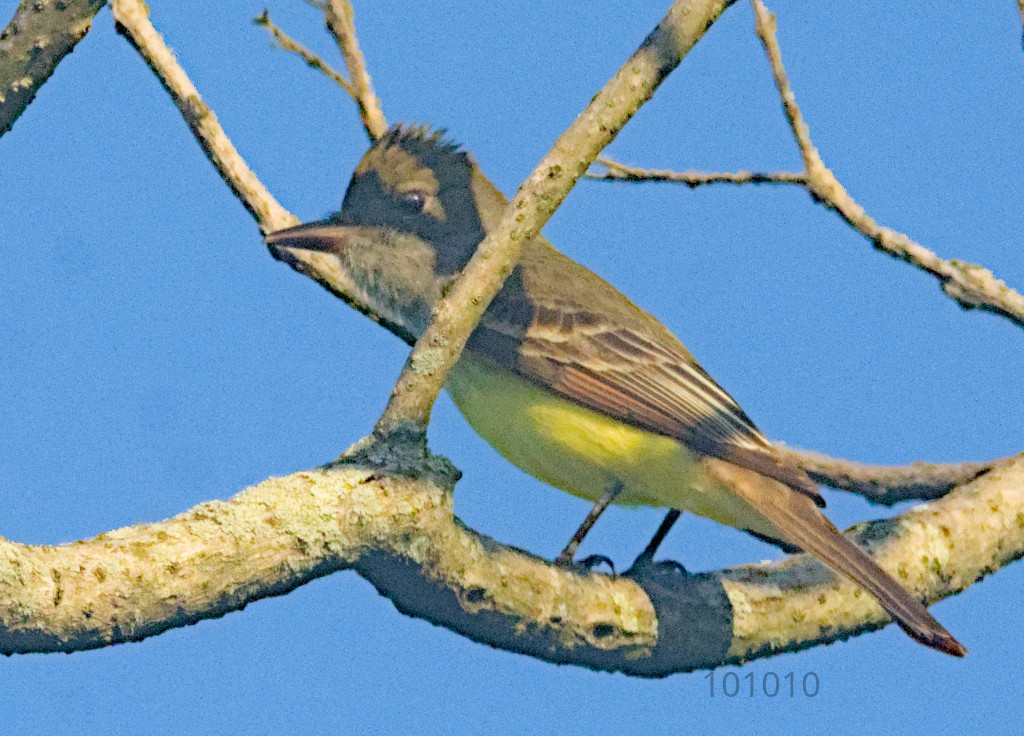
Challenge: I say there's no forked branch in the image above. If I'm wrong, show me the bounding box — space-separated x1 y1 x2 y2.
589 0 1024 330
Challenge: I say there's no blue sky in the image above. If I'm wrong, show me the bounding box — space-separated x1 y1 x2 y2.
2 1 1022 734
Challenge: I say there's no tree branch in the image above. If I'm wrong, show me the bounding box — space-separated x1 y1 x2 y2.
0 0 107 137
110 0 296 235
2 443 1020 671
586 156 807 187
323 0 386 140
750 0 1024 329
254 9 352 96
776 445 1003 505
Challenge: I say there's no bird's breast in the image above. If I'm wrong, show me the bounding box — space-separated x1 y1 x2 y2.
443 353 769 536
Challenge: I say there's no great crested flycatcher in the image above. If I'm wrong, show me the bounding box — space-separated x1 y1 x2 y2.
265 125 964 656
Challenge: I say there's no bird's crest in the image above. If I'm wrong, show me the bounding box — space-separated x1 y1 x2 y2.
375 123 469 165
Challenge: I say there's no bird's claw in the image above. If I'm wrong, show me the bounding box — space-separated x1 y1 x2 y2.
554 553 616 575
626 554 687 578
578 554 616 574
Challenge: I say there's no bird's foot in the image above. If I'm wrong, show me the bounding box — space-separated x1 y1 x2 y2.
554 553 616 575
626 552 687 578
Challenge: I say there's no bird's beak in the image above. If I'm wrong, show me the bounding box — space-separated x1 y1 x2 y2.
264 220 355 261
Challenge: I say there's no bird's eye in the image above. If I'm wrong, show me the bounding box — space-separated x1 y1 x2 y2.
397 190 428 213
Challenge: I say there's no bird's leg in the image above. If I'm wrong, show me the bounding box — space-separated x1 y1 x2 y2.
554 481 623 567
631 509 682 567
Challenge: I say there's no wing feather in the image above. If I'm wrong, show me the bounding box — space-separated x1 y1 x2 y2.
467 268 823 505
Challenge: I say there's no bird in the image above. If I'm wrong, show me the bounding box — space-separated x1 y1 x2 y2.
265 124 965 656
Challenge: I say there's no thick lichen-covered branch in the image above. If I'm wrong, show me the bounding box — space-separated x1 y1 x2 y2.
2 444 1020 671
721 453 1023 661
588 1 1024 331
0 0 107 136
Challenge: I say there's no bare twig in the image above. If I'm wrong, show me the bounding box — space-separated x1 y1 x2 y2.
324 0 386 140
0 0 107 137
111 0 295 234
776 445 1004 505
587 157 807 187
254 9 351 95
750 0 1024 329
591 2 1024 330
750 2 818 176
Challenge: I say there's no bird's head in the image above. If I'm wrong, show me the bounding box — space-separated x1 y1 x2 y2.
266 125 508 340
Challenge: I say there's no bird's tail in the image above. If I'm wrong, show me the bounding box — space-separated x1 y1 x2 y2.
705 459 966 657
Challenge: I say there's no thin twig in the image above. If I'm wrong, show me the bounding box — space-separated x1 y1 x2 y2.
750 0 1024 329
111 0 296 235
586 157 807 187
776 445 1005 506
255 9 352 95
373 0 737 437
750 2 818 176
324 0 387 140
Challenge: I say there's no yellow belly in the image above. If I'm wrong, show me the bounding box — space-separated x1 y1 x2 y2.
444 353 774 536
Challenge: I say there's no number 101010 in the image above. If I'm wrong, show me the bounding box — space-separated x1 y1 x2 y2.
704 670 820 698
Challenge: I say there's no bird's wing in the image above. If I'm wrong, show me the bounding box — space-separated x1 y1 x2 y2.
467 261 824 506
